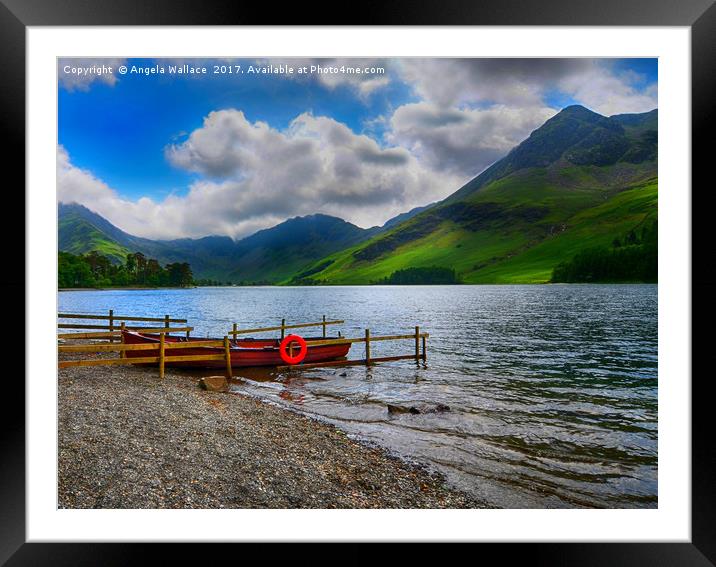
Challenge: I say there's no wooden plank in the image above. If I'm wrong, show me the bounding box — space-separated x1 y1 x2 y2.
415 325 420 361
58 323 120 330
277 354 417 371
229 319 344 336
58 313 187 323
57 327 194 339
58 331 121 339
159 333 165 379
58 323 193 331
162 354 227 363
59 343 159 353
59 356 161 368
59 353 227 368
224 336 233 379
365 329 371 365
59 340 226 353
302 333 429 348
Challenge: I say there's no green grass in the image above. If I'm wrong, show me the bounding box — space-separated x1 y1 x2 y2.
287 175 657 285
468 180 657 283
58 217 132 264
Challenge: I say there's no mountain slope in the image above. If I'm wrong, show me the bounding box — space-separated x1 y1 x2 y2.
225 214 381 283
58 204 388 282
288 105 657 284
58 203 135 263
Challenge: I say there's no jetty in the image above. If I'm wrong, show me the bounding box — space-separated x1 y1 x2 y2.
57 310 429 380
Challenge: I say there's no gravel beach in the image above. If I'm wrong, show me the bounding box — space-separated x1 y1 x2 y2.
58 349 481 509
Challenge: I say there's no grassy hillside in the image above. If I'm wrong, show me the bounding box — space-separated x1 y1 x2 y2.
58 212 132 264
287 175 656 285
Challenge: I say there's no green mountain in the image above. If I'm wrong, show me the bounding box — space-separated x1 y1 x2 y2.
58 203 135 264
289 105 658 284
58 204 385 282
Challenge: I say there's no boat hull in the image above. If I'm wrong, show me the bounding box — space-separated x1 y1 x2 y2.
122 331 350 368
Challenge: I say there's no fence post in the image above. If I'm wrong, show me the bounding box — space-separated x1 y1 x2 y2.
414 326 420 362
120 322 126 359
159 332 166 380
164 315 170 330
224 336 233 379
322 315 327 338
108 309 114 343
281 318 286 340
422 334 427 362
365 328 371 365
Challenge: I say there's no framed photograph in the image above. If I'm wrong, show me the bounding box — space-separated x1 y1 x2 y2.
5 0 714 563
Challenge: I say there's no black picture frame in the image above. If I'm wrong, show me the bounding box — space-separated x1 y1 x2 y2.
4 0 714 563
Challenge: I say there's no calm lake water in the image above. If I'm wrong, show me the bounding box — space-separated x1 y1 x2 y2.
59 284 657 508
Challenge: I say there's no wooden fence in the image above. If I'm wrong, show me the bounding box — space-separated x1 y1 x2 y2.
229 315 344 339
58 310 190 341
57 312 429 376
276 325 428 370
58 328 232 380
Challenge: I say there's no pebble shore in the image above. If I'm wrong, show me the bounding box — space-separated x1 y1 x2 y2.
58 350 481 509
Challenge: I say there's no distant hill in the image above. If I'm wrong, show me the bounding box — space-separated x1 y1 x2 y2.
290 105 658 284
59 204 392 282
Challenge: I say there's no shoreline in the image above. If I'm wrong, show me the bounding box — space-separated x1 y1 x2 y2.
58 351 482 509
59 286 197 291
58 281 658 292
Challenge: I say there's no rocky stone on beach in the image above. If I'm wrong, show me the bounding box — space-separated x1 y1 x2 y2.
199 376 229 393
387 404 420 414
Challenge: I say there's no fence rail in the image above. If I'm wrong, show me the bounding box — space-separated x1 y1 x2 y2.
58 335 232 379
277 326 428 370
58 310 191 341
58 312 187 323
229 315 344 339
57 327 194 340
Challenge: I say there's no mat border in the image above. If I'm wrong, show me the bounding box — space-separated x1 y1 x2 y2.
4 0 714 563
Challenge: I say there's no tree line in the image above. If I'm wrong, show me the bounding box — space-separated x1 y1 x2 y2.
551 220 657 283
59 250 194 288
374 266 461 285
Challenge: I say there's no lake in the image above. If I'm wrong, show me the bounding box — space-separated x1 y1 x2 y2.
58 284 658 508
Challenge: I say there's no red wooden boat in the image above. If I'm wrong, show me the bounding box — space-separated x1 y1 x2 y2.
121 330 351 368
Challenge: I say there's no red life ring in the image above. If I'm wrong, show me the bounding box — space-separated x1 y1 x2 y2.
279 334 307 365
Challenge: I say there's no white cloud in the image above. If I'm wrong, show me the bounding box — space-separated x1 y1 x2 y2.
396 58 656 115
557 68 658 116
58 110 463 240
388 102 557 178
397 59 591 108
58 58 127 92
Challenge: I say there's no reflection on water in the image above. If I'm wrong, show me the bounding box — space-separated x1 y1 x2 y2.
59 284 657 508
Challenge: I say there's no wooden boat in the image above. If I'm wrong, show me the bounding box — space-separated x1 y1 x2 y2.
121 330 351 368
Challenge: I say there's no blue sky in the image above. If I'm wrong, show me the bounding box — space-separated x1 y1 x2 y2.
58 57 657 239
